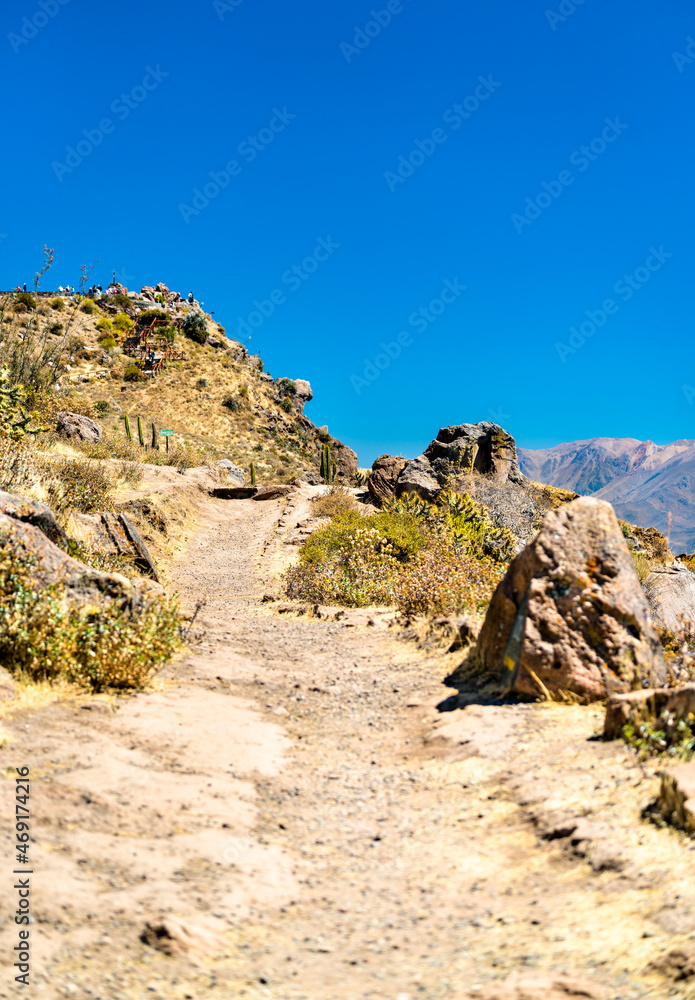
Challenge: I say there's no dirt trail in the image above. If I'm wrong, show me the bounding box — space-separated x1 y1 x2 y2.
2 487 695 999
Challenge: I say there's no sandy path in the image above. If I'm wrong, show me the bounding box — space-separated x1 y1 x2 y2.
1 488 694 999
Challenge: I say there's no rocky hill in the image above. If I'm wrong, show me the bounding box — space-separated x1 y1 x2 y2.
15 282 357 484
519 437 695 552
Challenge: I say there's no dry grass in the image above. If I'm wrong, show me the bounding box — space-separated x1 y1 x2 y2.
311 485 358 519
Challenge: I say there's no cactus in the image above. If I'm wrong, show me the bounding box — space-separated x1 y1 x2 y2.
322 444 332 484
250 462 256 486
124 414 132 442
151 421 158 450
332 461 337 482
319 446 326 481
137 415 145 448
0 369 47 440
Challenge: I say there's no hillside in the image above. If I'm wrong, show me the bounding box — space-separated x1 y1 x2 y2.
519 437 695 552
7 283 357 484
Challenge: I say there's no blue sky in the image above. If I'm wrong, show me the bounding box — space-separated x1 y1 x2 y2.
2 0 693 465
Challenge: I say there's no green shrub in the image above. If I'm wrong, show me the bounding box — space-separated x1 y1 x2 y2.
182 311 208 344
123 364 146 383
49 322 64 335
139 308 167 324
113 313 133 332
222 395 239 412
49 297 65 311
109 293 132 310
99 336 117 350
0 549 182 690
238 384 248 398
277 378 296 396
93 400 110 415
280 398 293 413
393 538 504 617
80 298 99 314
96 317 113 333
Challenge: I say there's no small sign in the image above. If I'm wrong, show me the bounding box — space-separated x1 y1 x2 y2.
160 429 174 437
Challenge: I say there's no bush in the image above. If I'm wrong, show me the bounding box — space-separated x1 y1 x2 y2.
99 337 117 350
43 456 115 512
15 292 35 311
280 398 293 413
93 400 110 415
139 308 167 324
96 317 114 333
311 486 358 519
123 364 146 383
393 538 504 617
13 301 28 314
113 313 133 332
238 384 248 398
109 293 132 310
0 549 182 690
277 378 296 396
49 322 64 335
80 298 99 314
182 311 208 344
196 378 208 388
50 297 65 311
222 395 239 412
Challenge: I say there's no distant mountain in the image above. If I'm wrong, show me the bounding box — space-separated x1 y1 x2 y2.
518 437 695 553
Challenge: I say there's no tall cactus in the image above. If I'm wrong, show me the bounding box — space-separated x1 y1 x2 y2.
319 445 326 481
151 421 158 450
250 462 256 486
124 414 132 442
137 415 145 448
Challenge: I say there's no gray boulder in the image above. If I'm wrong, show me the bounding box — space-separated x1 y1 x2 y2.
395 456 440 502
0 490 67 548
217 460 245 486
644 562 695 634
460 497 666 701
56 411 103 443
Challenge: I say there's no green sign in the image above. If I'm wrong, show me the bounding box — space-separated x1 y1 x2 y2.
160 429 174 437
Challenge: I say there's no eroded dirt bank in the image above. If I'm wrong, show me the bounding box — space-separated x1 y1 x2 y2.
1 488 695 999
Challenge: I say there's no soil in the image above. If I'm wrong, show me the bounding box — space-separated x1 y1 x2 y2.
1 485 695 999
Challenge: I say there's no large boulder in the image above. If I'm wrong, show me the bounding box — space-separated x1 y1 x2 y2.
644 562 695 634
462 497 666 701
56 411 103 444
0 490 67 548
0 513 161 611
395 421 525 502
335 443 358 479
293 379 313 414
425 421 525 485
368 455 407 505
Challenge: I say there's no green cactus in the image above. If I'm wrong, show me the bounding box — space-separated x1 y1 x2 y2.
151 421 158 450
0 369 46 441
322 444 332 484
332 461 337 482
137 415 145 448
124 414 132 442
250 462 256 486
319 445 326 481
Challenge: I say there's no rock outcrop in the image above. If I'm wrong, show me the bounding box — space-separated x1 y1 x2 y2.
56 411 103 443
0 513 161 610
644 562 695 634
395 421 525 501
367 455 407 505
461 497 666 701
0 490 68 549
217 460 245 486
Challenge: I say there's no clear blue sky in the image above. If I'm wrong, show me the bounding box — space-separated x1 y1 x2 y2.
2 0 693 465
